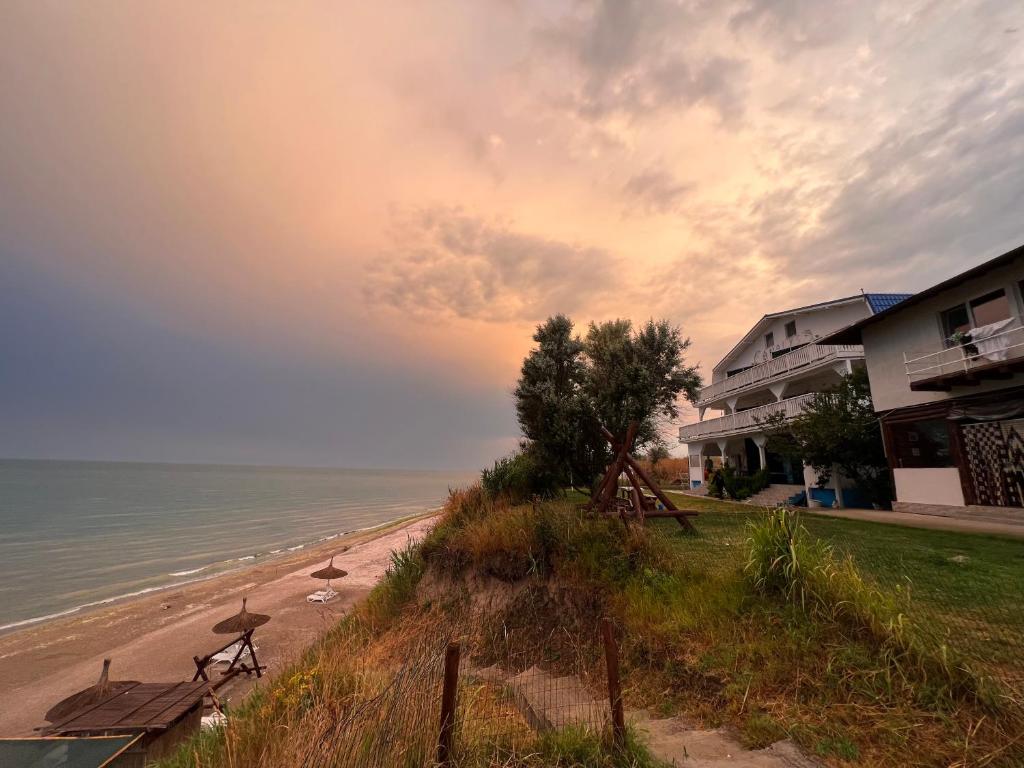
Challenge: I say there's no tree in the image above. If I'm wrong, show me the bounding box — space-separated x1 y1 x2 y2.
647 444 671 466
760 367 892 506
513 315 702 492
513 315 605 490
583 318 701 452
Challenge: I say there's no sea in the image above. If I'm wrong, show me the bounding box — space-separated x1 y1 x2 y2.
0 459 476 632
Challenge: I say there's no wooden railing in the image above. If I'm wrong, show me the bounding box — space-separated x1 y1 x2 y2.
679 393 815 442
698 344 862 406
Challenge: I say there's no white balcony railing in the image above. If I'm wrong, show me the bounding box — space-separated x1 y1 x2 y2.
680 393 815 443
904 321 1024 384
698 344 863 406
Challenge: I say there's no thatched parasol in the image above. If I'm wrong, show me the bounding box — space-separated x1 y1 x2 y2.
212 597 270 635
45 659 139 723
310 555 348 589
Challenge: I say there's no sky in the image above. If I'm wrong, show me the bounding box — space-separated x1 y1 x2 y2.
1 0 1023 470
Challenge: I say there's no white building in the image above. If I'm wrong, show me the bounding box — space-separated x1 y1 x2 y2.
680 293 911 502
823 245 1024 521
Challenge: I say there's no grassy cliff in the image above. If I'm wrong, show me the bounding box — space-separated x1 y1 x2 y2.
160 488 1023 767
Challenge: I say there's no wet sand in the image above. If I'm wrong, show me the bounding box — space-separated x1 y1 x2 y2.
0 513 437 736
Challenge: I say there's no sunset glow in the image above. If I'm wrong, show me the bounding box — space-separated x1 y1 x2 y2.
2 1 1023 468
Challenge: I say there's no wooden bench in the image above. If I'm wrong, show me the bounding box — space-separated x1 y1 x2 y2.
191 629 265 688
603 502 698 528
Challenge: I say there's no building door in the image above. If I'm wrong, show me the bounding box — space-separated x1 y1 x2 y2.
960 420 1024 507
766 451 800 485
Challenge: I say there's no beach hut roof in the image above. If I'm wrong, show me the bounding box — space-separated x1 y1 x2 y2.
211 597 270 635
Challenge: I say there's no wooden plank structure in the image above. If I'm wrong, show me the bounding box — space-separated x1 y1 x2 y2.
191 629 265 685
588 421 698 532
41 681 207 737
41 681 207 765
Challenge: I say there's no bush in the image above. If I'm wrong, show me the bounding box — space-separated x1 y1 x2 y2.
481 446 560 504
707 466 768 501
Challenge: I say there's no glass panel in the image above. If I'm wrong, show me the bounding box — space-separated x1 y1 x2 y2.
764 332 774 349
941 304 971 344
785 320 797 338
887 419 953 468
969 289 1010 327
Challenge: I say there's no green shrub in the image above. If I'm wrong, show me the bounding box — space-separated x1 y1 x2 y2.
481 446 560 504
707 466 769 501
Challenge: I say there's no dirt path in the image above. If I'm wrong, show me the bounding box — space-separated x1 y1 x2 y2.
0 515 436 736
479 664 820 767
631 712 819 767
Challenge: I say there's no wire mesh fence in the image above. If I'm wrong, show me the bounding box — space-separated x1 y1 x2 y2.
290 615 617 768
300 634 450 768
456 625 613 752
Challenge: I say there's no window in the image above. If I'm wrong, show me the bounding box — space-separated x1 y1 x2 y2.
940 289 1013 345
970 289 1011 327
784 320 797 338
887 419 953 468
941 304 971 342
764 332 774 349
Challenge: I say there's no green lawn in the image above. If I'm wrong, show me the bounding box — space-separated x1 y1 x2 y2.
651 494 1024 680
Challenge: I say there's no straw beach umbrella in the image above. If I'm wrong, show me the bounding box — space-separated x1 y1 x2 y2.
310 555 348 590
45 658 138 722
212 597 270 635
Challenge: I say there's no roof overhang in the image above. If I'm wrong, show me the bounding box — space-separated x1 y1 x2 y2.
818 243 1024 347
712 294 867 373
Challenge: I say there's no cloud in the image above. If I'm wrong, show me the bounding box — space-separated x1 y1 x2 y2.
364 208 621 323
534 0 751 124
756 73 1024 291
622 169 693 214
730 0 863 52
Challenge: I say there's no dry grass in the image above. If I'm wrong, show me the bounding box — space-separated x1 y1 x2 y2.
160 488 1024 767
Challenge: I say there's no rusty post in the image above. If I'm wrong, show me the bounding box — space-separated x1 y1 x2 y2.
437 641 461 765
601 617 626 748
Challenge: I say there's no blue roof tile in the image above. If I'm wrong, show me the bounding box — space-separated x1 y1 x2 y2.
864 293 913 314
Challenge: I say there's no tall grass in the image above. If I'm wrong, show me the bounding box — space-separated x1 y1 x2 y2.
744 507 997 707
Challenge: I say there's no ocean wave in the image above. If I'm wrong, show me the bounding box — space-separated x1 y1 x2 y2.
0 574 220 634
168 566 208 576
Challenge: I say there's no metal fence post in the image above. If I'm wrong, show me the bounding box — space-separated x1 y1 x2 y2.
601 617 626 748
437 641 461 765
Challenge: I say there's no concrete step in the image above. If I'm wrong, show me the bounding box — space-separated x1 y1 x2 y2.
746 485 804 506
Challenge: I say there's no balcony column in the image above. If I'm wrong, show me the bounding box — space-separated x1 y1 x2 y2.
689 445 705 488
725 397 738 415
833 463 845 509
833 360 854 377
698 406 707 422
751 434 768 473
716 439 730 467
769 382 787 402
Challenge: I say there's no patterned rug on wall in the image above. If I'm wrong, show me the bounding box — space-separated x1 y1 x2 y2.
961 419 1024 507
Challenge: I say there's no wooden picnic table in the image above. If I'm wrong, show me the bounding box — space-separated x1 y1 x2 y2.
191 629 265 687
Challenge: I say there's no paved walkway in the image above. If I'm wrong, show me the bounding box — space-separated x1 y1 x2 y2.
665 489 1024 539
806 507 1024 539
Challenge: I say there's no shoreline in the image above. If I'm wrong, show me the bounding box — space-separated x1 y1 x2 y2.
0 509 437 637
0 511 438 737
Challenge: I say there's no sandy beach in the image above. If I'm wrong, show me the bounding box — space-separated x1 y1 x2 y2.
0 513 437 737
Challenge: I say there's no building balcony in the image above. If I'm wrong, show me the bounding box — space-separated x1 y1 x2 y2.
697 344 863 408
679 393 815 443
905 321 1024 391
